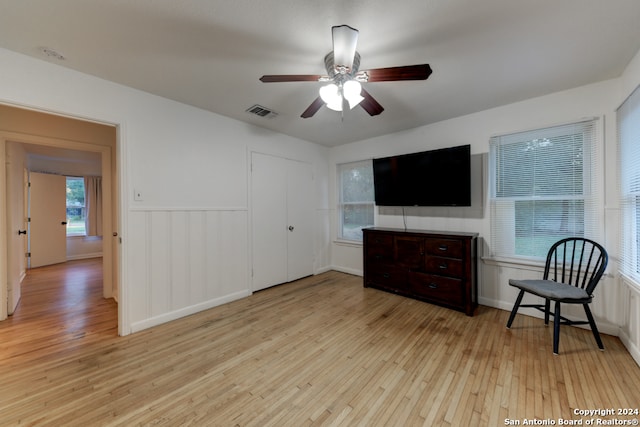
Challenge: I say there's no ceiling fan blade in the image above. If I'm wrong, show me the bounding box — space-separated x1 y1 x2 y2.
301 97 325 118
332 25 359 71
360 64 432 82
359 89 384 116
260 74 324 83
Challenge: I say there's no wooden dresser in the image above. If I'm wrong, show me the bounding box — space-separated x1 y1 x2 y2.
363 227 478 316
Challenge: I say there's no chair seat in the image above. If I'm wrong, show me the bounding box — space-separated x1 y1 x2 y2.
508 279 592 303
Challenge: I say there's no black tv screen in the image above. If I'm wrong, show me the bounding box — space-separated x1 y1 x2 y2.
372 145 471 207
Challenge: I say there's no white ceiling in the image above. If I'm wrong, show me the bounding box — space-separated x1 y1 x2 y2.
1 0 639 147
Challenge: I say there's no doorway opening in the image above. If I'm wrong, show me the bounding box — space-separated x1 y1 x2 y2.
1 104 120 334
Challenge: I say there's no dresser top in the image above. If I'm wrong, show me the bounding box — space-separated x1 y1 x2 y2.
363 227 478 239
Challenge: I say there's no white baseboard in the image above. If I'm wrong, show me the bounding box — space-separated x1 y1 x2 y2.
314 266 333 275
478 296 620 337
619 329 640 368
130 289 251 333
329 265 363 276
67 252 103 261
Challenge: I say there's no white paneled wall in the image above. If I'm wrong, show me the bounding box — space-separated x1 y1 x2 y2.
620 278 640 365
128 209 249 332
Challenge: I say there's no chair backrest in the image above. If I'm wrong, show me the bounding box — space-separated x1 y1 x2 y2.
543 237 608 296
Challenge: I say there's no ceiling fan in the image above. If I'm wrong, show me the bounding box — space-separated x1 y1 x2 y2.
259 25 433 118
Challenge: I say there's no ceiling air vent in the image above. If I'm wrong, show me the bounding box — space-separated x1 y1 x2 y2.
246 104 278 119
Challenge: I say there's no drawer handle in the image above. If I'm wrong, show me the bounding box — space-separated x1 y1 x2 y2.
383 273 390 279
438 245 448 251
439 263 448 269
429 283 438 289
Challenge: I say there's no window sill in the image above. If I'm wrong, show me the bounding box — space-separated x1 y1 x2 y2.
483 255 616 279
482 255 546 272
333 239 363 248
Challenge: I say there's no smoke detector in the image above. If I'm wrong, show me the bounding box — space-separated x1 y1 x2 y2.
39 47 66 61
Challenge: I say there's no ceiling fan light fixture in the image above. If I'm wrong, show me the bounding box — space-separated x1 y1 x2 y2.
319 83 343 111
343 80 364 109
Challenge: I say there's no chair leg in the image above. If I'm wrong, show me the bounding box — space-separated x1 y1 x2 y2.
544 299 551 325
583 304 604 350
553 301 561 355
507 290 525 329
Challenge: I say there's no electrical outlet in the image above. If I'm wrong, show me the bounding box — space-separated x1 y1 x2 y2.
134 189 143 201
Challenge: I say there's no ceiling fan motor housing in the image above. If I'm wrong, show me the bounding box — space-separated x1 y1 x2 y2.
324 51 361 84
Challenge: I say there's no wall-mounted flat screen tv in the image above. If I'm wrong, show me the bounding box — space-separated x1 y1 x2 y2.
372 144 471 207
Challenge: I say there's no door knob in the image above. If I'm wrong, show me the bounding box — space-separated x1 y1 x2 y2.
61 221 68 225
288 226 294 231
18 230 26 235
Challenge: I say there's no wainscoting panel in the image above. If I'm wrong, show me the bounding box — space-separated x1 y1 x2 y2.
128 209 249 332
620 278 640 366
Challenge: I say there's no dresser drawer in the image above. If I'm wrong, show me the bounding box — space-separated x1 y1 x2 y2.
365 266 407 290
424 256 463 277
365 233 394 260
424 238 463 258
408 272 464 306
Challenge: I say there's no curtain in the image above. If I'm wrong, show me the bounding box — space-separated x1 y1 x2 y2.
85 176 102 236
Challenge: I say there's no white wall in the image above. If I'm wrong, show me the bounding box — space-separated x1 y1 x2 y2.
67 236 103 260
329 78 619 274
329 54 640 364
0 47 330 334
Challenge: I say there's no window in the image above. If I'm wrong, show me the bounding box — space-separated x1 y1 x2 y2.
338 160 375 242
618 86 640 281
489 119 600 259
66 177 86 236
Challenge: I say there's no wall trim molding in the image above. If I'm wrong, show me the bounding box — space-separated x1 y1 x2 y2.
130 289 251 334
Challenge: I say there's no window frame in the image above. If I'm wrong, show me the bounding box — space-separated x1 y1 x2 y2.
65 176 86 237
618 85 640 284
489 118 602 261
337 160 375 243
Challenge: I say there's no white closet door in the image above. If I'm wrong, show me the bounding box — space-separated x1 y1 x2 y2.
252 153 288 291
286 159 314 282
29 172 67 268
251 153 313 292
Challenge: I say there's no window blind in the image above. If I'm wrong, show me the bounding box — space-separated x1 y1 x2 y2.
338 160 374 241
489 119 600 259
618 86 640 281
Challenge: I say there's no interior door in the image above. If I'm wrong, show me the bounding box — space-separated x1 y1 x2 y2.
251 153 314 292
29 172 67 268
286 159 314 281
5 149 28 314
252 153 288 290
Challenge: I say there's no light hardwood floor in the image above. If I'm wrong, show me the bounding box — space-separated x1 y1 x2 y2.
1 259 639 426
